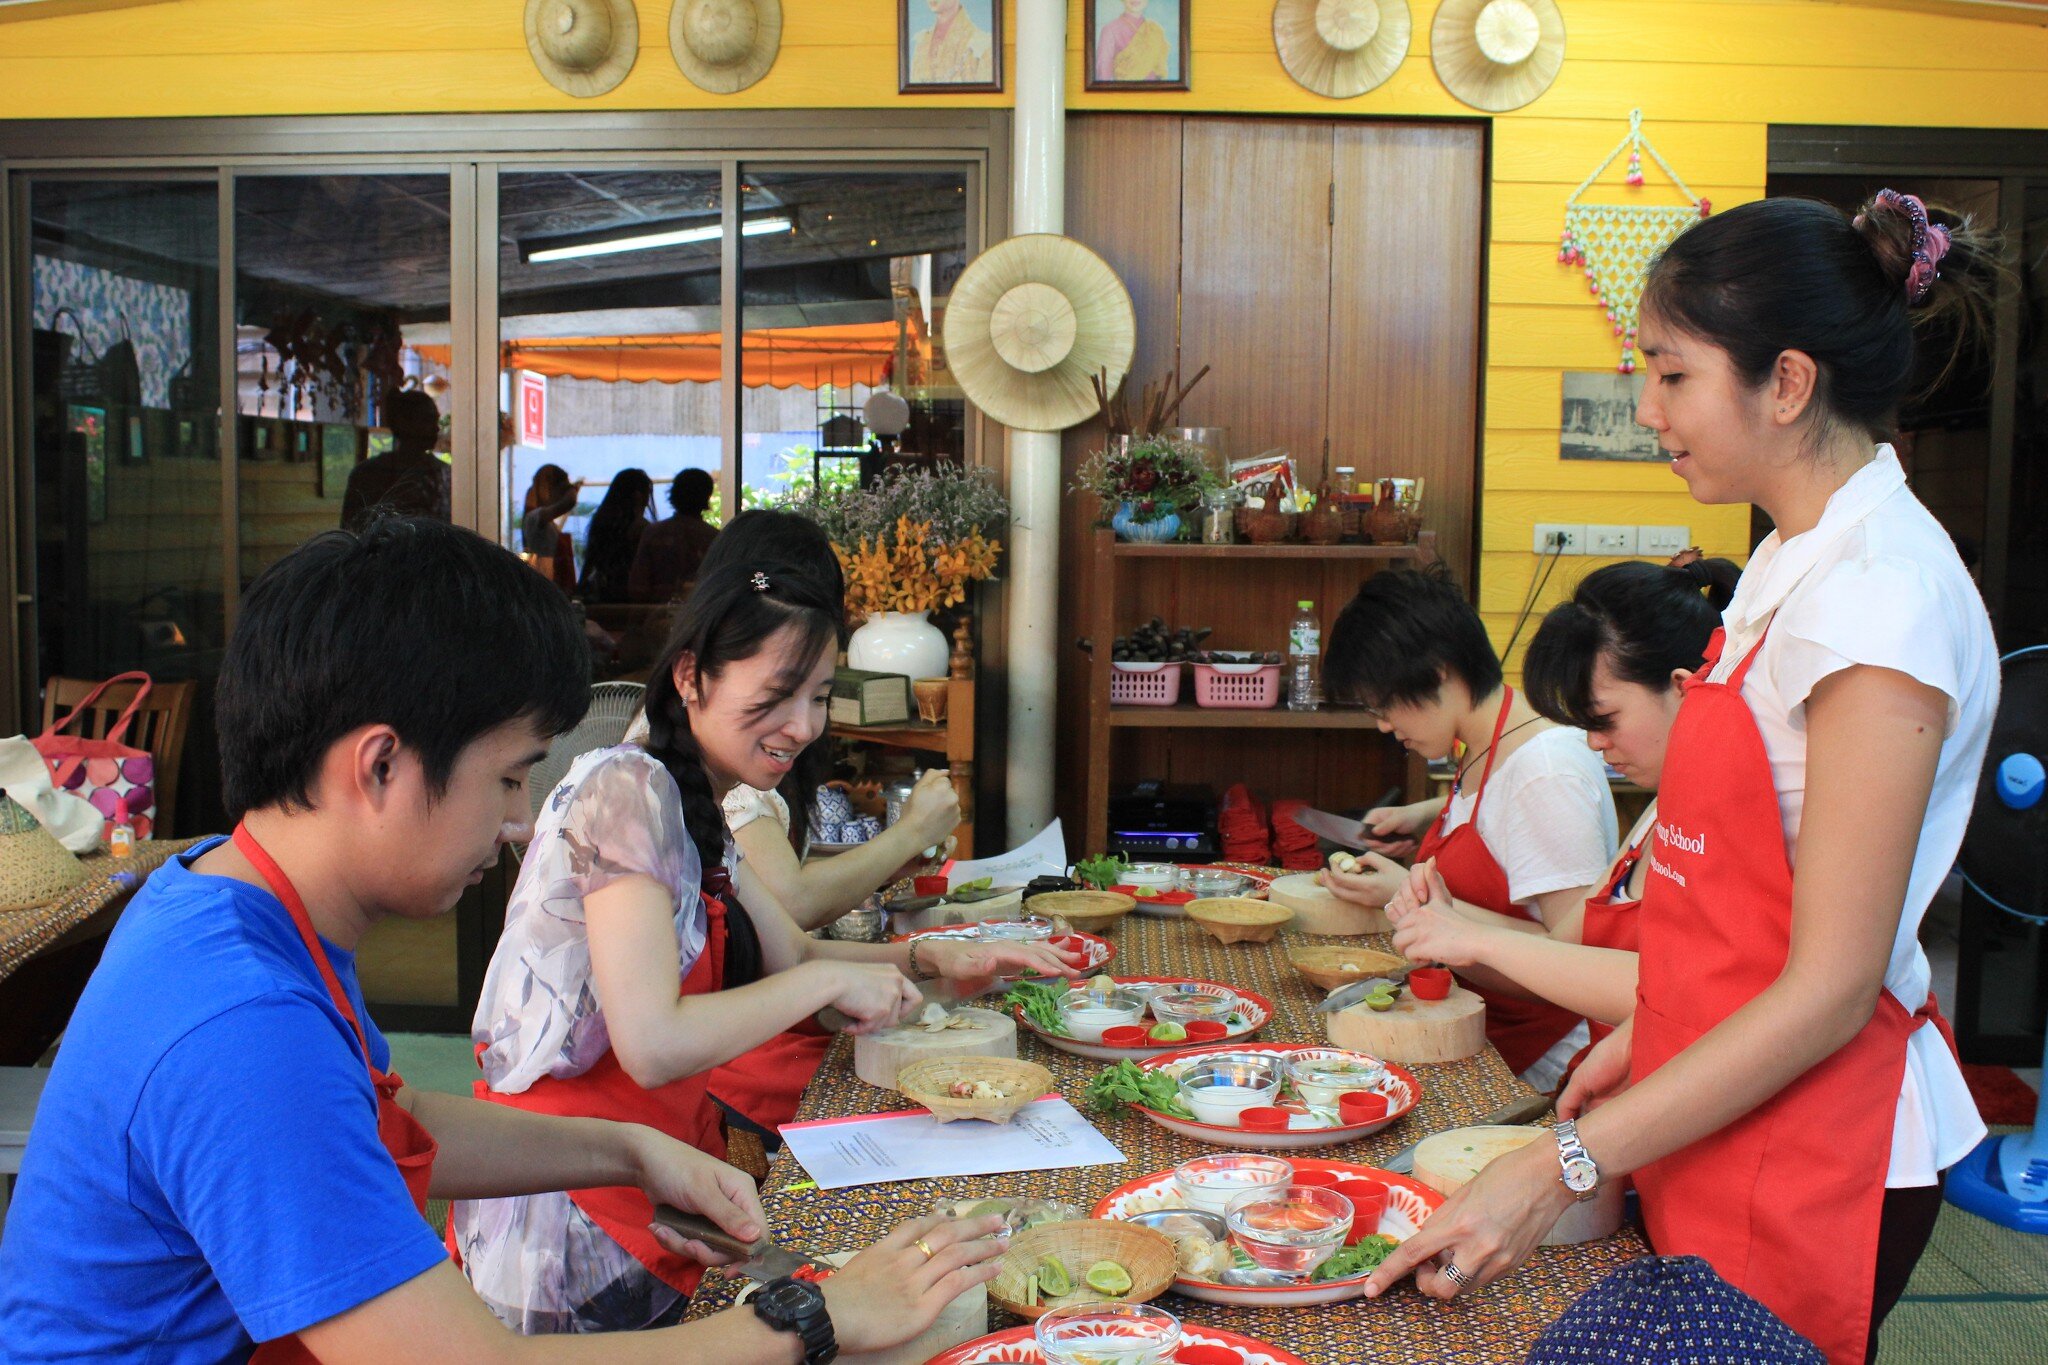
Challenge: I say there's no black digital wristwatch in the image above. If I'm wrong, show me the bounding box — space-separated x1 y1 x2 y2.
751 1275 838 1364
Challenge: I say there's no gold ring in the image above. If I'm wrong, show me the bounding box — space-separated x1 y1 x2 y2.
915 1237 937 1259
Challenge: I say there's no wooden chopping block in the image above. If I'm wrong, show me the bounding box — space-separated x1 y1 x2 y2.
853 1007 1017 1090
1413 1125 1624 1245
1266 872 1392 936
1323 983 1486 1063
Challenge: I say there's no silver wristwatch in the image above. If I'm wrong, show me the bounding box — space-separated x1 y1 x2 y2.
1554 1119 1600 1202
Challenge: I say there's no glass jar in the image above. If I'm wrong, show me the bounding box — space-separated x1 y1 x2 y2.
1332 466 1355 497
1199 487 1240 545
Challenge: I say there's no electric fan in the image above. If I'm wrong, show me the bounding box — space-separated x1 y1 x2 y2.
527 680 647 825
1947 645 2048 1233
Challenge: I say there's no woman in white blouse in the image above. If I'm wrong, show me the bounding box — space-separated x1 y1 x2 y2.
1367 192 1998 1365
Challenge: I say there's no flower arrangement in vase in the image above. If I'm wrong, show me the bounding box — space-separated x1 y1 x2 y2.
1072 435 1217 542
802 465 1008 679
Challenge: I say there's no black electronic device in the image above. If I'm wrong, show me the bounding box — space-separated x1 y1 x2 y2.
1107 780 1219 862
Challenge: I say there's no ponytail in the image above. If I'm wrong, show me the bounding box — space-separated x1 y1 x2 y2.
642 562 842 871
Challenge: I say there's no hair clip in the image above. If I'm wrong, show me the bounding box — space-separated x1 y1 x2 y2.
751 571 770 592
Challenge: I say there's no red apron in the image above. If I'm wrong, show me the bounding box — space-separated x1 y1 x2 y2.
465 881 732 1296
710 1026 831 1135
232 825 439 1365
1555 823 1650 1086
1417 687 1586 1079
1632 629 1942 1365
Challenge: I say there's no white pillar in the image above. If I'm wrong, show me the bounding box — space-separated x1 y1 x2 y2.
1005 0 1067 845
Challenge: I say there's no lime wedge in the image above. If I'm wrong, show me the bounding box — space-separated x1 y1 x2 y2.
1085 1260 1133 1296
1036 1256 1073 1298
1148 1021 1188 1042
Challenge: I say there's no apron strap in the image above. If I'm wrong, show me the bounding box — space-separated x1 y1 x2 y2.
1461 685 1517 817
1721 621 1773 692
230 823 373 1073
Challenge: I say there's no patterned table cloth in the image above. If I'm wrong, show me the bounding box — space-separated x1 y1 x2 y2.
690 912 1647 1363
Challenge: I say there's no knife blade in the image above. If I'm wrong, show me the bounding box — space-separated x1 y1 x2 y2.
1315 967 1415 1014
1379 1092 1556 1175
651 1204 836 1283
1290 807 1377 852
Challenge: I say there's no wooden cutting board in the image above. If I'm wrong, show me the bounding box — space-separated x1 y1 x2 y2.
1267 872 1392 936
1323 983 1486 1063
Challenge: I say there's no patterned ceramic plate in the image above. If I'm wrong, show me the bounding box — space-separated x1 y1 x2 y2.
1012 977 1275 1062
925 1322 1310 1365
896 923 1118 974
1093 1157 1444 1307
1126 1043 1420 1150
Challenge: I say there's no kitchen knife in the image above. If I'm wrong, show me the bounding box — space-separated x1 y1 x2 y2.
651 1205 836 1282
1379 1092 1556 1175
1292 788 1405 853
1315 966 1415 1014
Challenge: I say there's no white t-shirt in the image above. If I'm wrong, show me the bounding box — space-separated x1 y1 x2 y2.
1440 724 1621 912
1441 723 1618 1093
1710 447 1994 1187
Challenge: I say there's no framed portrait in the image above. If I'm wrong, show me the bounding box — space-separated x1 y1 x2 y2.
319 423 362 499
1560 371 1661 462
900 0 1003 95
1085 0 1189 91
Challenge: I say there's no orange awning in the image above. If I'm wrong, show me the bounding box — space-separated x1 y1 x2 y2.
413 320 915 388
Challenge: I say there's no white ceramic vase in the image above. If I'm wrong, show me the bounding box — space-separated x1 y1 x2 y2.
847 611 950 681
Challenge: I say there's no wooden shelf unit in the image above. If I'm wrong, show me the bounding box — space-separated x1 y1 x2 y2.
1081 528 1438 852
835 624 977 857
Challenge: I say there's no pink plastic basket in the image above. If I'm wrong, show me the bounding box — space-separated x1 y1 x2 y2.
1111 662 1183 706
1192 662 1282 709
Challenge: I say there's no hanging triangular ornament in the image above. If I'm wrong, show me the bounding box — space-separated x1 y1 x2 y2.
1557 110 1711 373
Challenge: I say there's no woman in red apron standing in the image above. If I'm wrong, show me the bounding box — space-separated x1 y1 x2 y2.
455 561 1076 1333
1382 556 1738 1066
1365 192 1998 1364
1321 569 1621 1089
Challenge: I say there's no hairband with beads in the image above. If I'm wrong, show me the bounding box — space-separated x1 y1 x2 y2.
1855 189 1952 306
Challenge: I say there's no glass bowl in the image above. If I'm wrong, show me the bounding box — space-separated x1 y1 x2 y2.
1148 987 1239 1026
1033 1303 1182 1365
1185 869 1251 899
1175 1058 1282 1127
1284 1051 1389 1109
1171 1152 1294 1216
1057 987 1148 1042
1120 862 1182 892
1225 1185 1355 1280
982 916 1055 943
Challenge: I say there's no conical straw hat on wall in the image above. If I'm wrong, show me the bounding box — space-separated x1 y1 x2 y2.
525 0 639 99
1431 0 1566 112
1272 0 1411 100
671 0 783 95
942 235 1136 434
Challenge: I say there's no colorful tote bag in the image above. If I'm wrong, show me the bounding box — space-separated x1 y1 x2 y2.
33 671 158 844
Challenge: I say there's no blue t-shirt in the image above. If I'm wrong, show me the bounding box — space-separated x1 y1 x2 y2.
0 837 448 1362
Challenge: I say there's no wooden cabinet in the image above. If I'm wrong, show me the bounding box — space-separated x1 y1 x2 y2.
1055 115 1485 844
836 623 979 858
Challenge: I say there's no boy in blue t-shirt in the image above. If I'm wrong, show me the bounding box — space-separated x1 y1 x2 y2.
0 519 1001 1363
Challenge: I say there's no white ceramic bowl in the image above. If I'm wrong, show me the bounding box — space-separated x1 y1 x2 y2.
1172 1153 1294 1217
1058 987 1148 1043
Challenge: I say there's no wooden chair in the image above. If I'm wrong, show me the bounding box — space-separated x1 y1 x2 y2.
40 676 196 839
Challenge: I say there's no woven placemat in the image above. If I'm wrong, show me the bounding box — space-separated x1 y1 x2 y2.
689 910 1648 1362
0 837 205 984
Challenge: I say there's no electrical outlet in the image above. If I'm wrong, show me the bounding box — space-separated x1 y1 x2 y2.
1533 524 1585 555
1586 524 1638 556
1638 525 1692 557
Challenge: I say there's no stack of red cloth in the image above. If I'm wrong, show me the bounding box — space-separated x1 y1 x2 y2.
1269 799 1324 871
1217 782 1270 864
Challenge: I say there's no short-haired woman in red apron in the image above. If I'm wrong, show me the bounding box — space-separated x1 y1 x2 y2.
1321 568 1621 1090
455 563 1078 1332
1382 556 1738 1072
1365 192 1999 1365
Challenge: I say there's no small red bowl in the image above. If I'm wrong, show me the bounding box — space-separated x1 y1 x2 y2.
1176 1349 1240 1365
1408 967 1453 1000
1237 1106 1291 1132
1289 1168 1339 1188
1100 1024 1151 1047
1338 1091 1390 1124
913 874 950 896
1333 1179 1388 1241
1182 1019 1230 1043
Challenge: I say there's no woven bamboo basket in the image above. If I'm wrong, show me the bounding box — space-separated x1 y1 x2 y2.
1026 890 1136 934
989 1219 1178 1319
1288 944 1409 992
895 1056 1055 1123
1185 896 1294 945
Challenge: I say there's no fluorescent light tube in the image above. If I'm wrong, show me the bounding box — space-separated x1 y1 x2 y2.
525 215 792 263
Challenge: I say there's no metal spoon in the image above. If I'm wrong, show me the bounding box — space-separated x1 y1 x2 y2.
1219 1266 1300 1287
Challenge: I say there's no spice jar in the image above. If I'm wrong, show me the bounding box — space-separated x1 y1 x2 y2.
1199 487 1240 545
1331 466 1355 497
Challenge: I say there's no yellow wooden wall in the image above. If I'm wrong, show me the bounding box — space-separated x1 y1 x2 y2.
6 0 2048 659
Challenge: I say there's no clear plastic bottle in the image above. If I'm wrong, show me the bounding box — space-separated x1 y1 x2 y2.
1287 600 1322 711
